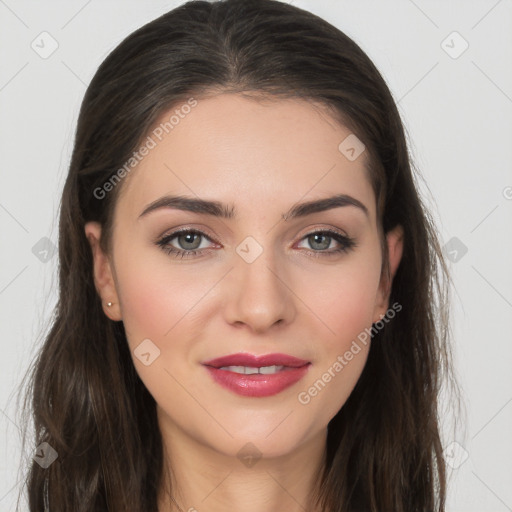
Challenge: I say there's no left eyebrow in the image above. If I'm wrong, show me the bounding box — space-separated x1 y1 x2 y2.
282 194 369 221
137 193 369 220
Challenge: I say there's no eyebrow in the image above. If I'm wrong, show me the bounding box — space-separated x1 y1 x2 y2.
138 193 369 220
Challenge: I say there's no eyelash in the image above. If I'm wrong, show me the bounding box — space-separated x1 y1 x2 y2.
156 228 357 259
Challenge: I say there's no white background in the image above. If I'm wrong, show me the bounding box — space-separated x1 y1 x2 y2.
1 1 511 510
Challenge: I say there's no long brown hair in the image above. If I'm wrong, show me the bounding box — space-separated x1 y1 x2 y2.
16 0 462 510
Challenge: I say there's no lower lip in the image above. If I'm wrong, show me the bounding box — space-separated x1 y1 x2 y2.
203 364 311 397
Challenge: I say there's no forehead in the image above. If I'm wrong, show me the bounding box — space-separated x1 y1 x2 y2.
117 92 375 223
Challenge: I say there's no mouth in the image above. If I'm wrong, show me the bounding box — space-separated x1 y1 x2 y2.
202 353 311 397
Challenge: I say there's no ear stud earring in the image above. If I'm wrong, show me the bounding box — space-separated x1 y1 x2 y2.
107 302 113 307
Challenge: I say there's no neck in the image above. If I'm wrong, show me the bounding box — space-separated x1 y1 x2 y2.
156 411 327 512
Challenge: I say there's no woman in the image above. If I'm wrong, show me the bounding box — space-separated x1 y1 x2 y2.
17 0 461 510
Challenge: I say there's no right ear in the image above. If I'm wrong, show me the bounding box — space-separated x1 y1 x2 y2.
84 222 122 321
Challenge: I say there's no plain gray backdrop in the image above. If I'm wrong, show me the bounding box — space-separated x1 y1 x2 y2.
1 1 511 510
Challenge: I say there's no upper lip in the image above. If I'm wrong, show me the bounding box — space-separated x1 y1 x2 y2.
202 353 310 369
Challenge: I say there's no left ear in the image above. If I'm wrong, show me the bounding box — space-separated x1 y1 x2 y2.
373 224 404 323
84 221 123 322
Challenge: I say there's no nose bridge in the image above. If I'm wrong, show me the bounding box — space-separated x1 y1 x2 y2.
224 236 295 331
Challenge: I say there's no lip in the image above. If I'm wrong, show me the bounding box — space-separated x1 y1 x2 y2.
202 353 311 398
202 352 310 369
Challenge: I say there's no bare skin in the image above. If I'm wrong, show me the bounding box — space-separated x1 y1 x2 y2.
85 92 403 512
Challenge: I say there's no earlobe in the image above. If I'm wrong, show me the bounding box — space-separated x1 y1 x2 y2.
374 224 404 322
84 221 122 321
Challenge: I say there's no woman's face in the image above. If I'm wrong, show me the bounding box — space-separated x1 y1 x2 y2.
86 92 402 460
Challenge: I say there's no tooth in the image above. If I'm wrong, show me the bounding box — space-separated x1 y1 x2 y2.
259 365 279 374
220 366 247 373
217 365 286 374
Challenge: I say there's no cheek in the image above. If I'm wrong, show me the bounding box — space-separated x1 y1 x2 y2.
112 253 214 421
115 252 211 343
296 282 375 426
294 250 382 349
293 250 381 418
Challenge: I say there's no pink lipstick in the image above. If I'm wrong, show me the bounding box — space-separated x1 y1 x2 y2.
202 353 311 397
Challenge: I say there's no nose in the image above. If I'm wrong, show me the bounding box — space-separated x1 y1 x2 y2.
223 245 296 333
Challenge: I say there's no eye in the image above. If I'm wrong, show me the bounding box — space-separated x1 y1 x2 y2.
156 229 216 259
296 229 356 257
